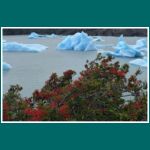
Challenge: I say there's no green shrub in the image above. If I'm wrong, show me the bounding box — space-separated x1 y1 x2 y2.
3 54 147 121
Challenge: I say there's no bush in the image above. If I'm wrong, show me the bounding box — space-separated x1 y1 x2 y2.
3 54 147 121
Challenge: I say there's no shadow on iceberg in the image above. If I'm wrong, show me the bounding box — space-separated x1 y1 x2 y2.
3 62 12 71
57 31 103 51
3 42 48 53
98 35 146 58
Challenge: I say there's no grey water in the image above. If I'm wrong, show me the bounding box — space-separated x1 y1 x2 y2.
3 35 147 97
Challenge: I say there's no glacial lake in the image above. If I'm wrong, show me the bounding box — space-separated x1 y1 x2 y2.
3 35 147 97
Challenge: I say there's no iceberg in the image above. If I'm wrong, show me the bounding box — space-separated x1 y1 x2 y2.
93 36 104 42
131 38 147 56
57 32 101 51
98 35 144 58
28 32 57 39
48 33 57 38
3 62 12 70
28 32 43 39
129 57 147 67
133 38 147 49
3 42 48 52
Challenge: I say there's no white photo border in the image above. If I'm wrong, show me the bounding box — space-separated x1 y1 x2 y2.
1 27 149 124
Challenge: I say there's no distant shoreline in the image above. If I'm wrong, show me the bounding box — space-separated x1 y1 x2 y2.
3 29 147 36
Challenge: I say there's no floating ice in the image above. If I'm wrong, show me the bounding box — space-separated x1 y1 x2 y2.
133 38 147 49
3 42 48 52
131 38 147 56
28 32 43 39
93 36 104 42
48 33 57 38
98 35 144 58
3 62 12 70
28 32 57 39
129 57 147 67
57 32 101 51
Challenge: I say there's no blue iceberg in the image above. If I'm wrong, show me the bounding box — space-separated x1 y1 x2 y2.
48 33 57 38
57 32 101 51
131 38 147 56
28 32 43 39
98 35 144 58
28 32 57 39
133 38 147 49
3 42 48 52
129 57 147 67
3 62 12 70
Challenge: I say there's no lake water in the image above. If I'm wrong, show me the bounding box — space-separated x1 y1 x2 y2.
3 35 147 97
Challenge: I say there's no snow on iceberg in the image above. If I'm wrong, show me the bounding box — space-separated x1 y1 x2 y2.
3 62 12 70
57 32 101 51
3 42 48 52
129 57 147 67
98 35 144 58
28 32 57 39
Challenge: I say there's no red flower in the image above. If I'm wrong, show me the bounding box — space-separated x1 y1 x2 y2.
3 101 9 121
24 108 45 121
41 92 51 99
72 93 79 99
101 61 108 67
110 68 126 77
3 101 9 111
24 108 33 115
65 84 73 91
133 101 142 109
53 88 63 95
24 98 32 104
110 67 118 74
50 101 57 109
117 70 126 77
59 103 71 119
33 90 51 100
73 80 82 88
63 70 75 78
54 95 62 102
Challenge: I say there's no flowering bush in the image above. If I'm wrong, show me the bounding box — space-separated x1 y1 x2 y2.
3 54 147 121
